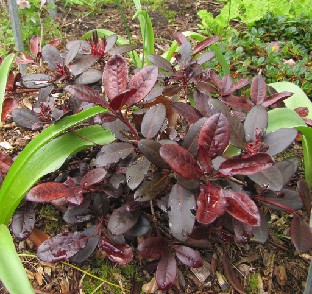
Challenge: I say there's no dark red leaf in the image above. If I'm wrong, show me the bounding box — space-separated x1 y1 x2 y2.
80 168 107 188
11 202 35 240
95 142 134 167
230 78 249 92
71 225 101 263
98 237 133 265
108 44 137 56
126 157 151 190
248 165 284 191
138 139 168 168
109 88 137 111
69 55 99 76
220 94 252 112
193 89 212 117
194 51 215 65
262 91 293 108
227 113 246 149
198 113 230 163
168 184 196 241
26 182 83 204
174 245 202 268
104 34 117 52
75 69 102 85
107 204 140 235
37 231 88 262
160 144 203 179
63 206 91 224
182 117 208 156
263 128 297 156
64 41 81 65
0 151 13 174
219 153 274 176
147 54 172 72
41 44 62 71
210 71 222 91
297 179 312 213
138 237 169 259
65 85 107 108
29 36 40 57
244 105 268 142
252 210 269 243
21 74 53 89
275 157 298 186
196 184 226 224
141 104 166 138
126 215 151 237
291 215 312 253
1 98 19 121
221 252 246 294
172 102 202 124
127 66 158 107
250 75 267 105
134 173 169 201
193 36 220 55
156 255 177 291
66 40 91 55
224 190 260 226
174 32 188 45
102 54 128 101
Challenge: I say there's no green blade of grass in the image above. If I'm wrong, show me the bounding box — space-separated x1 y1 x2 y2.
0 224 34 294
0 53 15 119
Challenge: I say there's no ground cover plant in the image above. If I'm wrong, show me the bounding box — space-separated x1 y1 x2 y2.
1 25 312 292
1 0 312 292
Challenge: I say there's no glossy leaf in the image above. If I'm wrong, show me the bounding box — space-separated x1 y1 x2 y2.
71 225 101 263
107 204 140 235
80 168 107 188
138 139 168 168
275 158 298 186
65 84 107 107
75 69 102 85
64 41 80 65
291 215 312 253
168 184 196 241
126 215 151 237
248 165 284 191
196 184 226 224
138 236 168 259
141 104 166 138
175 245 202 268
182 117 207 156
219 153 274 176
263 189 303 211
0 224 34 294
98 237 133 265
160 144 203 179
102 54 129 101
263 128 297 156
11 202 35 240
250 75 266 105
2 98 19 121
193 36 220 55
126 157 151 190
127 66 158 107
156 255 177 291
69 55 98 76
224 190 260 226
26 182 83 204
228 113 246 149
172 102 202 124
244 105 267 142
63 206 91 225
109 88 137 111
95 142 134 167
262 91 293 108
198 113 230 168
37 231 88 262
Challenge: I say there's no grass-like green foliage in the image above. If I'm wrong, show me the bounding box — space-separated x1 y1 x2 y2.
0 225 34 294
0 54 15 119
197 0 312 38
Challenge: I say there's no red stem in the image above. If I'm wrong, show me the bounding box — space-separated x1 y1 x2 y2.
254 196 299 215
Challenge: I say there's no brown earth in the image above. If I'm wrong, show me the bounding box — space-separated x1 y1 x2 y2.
0 1 311 293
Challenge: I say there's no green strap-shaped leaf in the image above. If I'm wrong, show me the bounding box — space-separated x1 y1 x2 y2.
0 125 115 224
297 126 312 187
267 108 305 133
0 224 34 294
0 53 15 119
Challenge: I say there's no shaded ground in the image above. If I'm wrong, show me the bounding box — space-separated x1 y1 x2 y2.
0 1 311 293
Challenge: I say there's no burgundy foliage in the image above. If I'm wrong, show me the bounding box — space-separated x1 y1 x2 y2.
7 31 309 292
